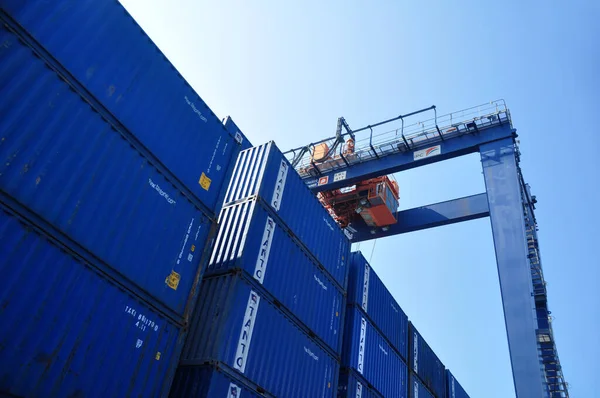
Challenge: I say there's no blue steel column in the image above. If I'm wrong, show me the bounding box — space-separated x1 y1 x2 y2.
480 138 545 398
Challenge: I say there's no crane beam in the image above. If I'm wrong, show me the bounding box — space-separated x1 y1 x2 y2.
305 124 515 192
347 193 489 242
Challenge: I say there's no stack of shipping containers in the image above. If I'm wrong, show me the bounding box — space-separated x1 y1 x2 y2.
409 322 447 398
340 252 472 398
0 2 246 396
172 142 350 397
1 2 475 397
339 251 409 397
446 370 471 398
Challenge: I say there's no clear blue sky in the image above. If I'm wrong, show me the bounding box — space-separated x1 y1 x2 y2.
120 1 598 396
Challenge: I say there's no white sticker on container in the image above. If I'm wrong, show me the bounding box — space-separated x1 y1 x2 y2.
234 290 260 373
227 382 242 398
357 317 367 374
254 216 275 284
271 159 288 211
234 132 243 144
362 263 370 312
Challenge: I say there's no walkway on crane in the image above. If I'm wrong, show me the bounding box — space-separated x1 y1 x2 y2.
285 100 510 182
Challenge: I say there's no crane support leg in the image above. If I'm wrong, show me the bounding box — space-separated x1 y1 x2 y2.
481 138 545 398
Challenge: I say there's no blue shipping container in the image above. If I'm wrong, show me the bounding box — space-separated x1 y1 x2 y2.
446 370 470 398
0 203 184 397
410 373 435 398
0 23 215 320
337 368 383 398
0 2 243 216
348 251 409 361
409 323 446 398
171 365 270 398
342 306 408 398
209 199 345 354
181 273 340 398
223 142 350 288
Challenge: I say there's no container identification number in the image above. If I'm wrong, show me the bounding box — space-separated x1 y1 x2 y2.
125 305 159 332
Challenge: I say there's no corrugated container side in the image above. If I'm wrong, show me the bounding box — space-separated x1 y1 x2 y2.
171 364 271 398
0 204 184 398
348 251 409 361
209 199 345 354
409 322 446 398
337 368 383 398
0 2 240 215
409 373 435 398
342 306 408 398
181 273 340 398
446 369 470 398
0 23 215 320
223 142 350 288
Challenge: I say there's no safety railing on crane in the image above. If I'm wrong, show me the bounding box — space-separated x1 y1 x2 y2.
284 100 512 178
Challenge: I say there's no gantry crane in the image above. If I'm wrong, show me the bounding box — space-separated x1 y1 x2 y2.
284 100 568 398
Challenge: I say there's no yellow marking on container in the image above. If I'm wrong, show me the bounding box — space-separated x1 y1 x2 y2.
336 311 339 317
165 271 181 290
199 172 211 191
155 352 161 360
328 382 331 388
191 244 196 252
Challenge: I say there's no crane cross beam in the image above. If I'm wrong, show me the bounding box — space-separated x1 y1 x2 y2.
305 123 515 192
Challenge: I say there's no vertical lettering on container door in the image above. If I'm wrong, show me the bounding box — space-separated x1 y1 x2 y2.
270 159 288 211
254 216 275 284
357 317 367 374
451 376 456 398
414 380 419 398
362 263 370 312
413 332 419 373
228 382 242 397
234 290 260 373
355 381 363 398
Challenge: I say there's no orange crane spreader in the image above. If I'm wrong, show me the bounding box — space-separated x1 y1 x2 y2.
308 138 400 229
318 175 399 228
